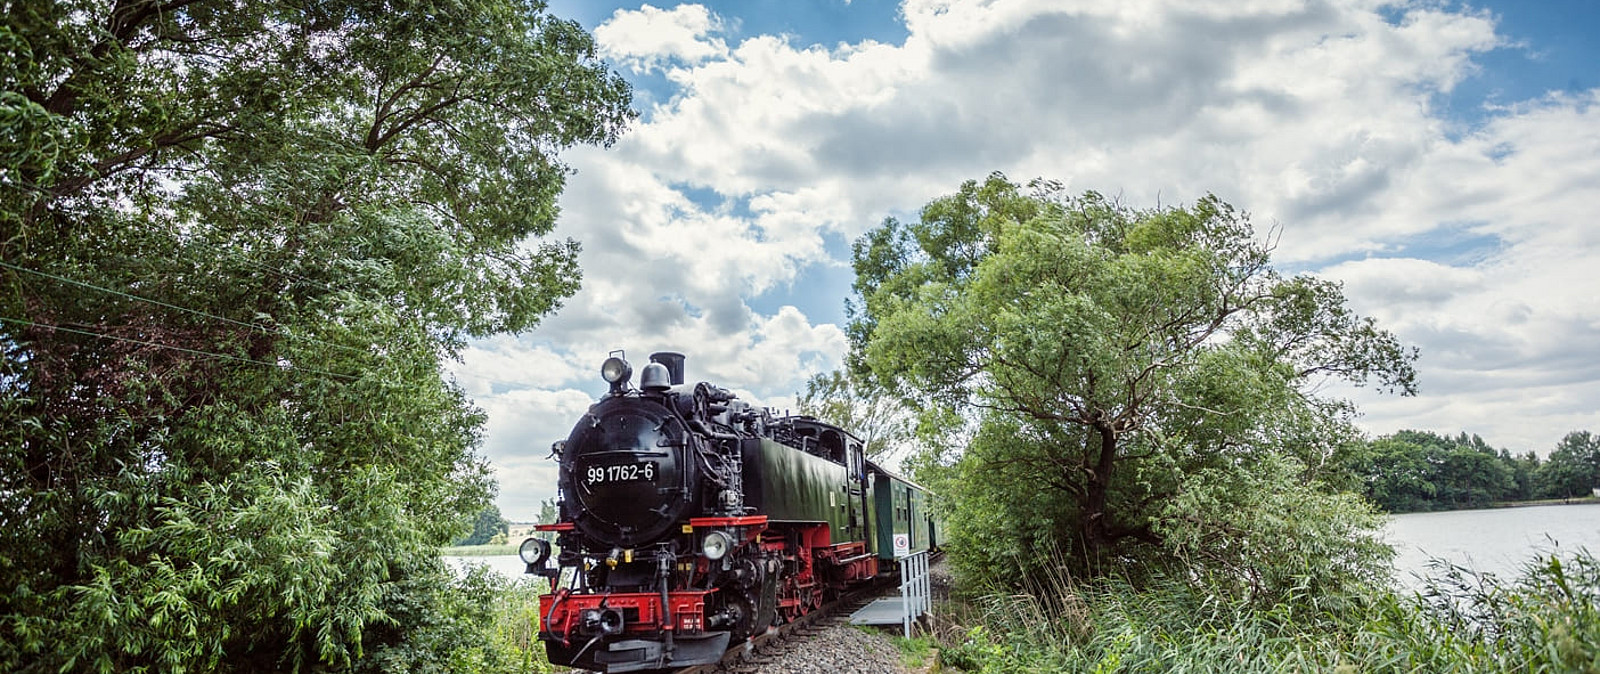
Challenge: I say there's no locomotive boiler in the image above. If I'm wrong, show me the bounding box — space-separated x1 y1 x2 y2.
521 351 935 673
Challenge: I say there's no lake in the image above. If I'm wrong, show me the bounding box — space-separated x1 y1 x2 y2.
448 504 1600 589
1386 502 1600 587
445 554 530 579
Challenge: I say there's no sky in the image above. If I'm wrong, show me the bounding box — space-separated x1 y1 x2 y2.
456 0 1600 521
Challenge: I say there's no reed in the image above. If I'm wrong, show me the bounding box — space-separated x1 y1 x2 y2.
936 548 1600 672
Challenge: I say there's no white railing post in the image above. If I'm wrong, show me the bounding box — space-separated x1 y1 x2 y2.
898 550 931 638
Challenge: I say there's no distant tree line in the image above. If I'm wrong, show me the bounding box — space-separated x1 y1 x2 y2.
1337 430 1600 513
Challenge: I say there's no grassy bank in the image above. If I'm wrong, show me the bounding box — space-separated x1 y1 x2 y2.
922 551 1600 673
441 544 519 557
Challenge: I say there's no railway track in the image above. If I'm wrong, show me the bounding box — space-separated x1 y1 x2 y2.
690 582 886 674
562 576 896 674
691 550 943 674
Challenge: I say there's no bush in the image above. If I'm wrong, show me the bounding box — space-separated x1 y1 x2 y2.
360 565 551 674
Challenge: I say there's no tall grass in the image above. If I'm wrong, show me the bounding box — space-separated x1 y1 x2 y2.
394 565 553 674
937 549 1600 673
474 571 553 674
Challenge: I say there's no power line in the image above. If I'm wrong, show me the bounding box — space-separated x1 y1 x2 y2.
0 259 372 358
0 315 359 381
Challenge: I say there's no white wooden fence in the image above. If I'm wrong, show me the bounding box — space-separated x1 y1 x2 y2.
897 550 932 638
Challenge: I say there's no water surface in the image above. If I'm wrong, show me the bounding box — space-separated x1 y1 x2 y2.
1385 503 1600 586
444 554 528 579
448 504 1600 588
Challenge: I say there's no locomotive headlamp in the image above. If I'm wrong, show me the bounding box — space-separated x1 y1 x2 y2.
702 531 734 561
601 355 632 391
518 537 551 566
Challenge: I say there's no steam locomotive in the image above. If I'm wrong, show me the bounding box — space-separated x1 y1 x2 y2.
520 351 935 673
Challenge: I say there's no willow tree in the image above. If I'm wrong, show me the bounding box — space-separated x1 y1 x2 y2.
1 1 630 671
851 175 1414 596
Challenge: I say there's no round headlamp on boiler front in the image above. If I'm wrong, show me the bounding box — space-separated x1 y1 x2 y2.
519 537 552 566
701 530 734 561
601 356 632 384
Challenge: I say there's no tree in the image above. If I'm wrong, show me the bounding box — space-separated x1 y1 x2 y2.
1342 436 1441 512
850 174 1414 595
537 497 560 526
1506 449 1542 502
797 369 914 461
457 505 511 547
1539 431 1600 498
1 1 631 671
1346 431 1518 511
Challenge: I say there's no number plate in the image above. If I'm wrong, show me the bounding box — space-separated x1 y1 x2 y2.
583 461 658 486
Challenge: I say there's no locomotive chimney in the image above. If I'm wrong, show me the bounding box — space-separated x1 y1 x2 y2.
649 351 686 386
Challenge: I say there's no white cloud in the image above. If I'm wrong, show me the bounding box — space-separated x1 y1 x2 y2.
475 387 596 515
1327 258 1485 310
452 338 589 397
595 4 728 73
478 0 1600 517
489 456 565 523
476 387 597 461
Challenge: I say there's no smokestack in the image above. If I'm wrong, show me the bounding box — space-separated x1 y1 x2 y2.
649 351 686 386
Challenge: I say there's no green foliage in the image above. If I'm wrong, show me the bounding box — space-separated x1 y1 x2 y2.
358 567 552 674
1336 430 1600 512
1342 430 1522 512
851 174 1415 594
887 633 939 671
1540 431 1600 499
1155 453 1394 604
536 498 559 526
456 505 511 547
937 548 1600 673
1 0 630 671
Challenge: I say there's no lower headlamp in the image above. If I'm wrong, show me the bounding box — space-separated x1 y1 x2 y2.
702 531 734 560
519 537 552 566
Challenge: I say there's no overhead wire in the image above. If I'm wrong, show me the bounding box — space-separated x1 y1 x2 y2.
0 259 373 358
0 315 359 381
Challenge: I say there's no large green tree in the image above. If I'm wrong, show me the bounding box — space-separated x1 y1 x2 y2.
1 1 630 671
456 505 510 547
851 175 1414 596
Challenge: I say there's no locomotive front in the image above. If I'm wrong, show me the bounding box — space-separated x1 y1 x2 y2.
560 386 696 549
524 352 771 673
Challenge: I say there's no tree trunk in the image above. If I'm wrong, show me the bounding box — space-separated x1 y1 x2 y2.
1080 421 1119 560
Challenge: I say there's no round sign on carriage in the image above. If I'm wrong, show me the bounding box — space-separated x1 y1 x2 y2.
892 532 910 557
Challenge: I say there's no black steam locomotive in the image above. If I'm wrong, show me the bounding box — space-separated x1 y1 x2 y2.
521 351 935 673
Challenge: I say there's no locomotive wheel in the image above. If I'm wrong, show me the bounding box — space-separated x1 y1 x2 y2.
727 593 758 640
